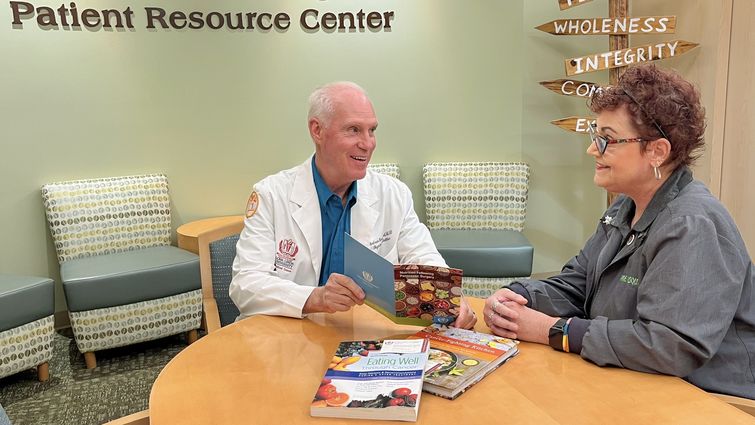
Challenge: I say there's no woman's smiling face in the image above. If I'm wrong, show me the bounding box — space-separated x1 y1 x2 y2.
586 104 656 197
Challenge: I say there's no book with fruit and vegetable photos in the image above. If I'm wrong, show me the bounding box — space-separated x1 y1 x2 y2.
408 324 519 400
344 234 463 326
310 339 430 422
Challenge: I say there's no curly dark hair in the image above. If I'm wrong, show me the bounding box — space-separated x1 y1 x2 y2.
588 64 706 168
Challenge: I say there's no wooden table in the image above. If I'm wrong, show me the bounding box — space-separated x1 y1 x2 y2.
149 298 752 424
176 215 244 254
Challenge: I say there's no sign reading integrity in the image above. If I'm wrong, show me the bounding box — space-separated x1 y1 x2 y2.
565 40 699 76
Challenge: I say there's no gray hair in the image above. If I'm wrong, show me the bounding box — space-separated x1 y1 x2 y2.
307 81 368 127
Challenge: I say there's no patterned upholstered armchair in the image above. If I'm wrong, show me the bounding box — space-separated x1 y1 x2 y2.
41 174 202 368
0 275 54 381
367 163 401 179
194 217 244 332
423 162 534 297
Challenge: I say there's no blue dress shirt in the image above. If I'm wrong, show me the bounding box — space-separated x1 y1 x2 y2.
312 157 358 286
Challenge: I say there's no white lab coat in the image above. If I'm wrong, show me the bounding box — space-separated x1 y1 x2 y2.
230 156 446 319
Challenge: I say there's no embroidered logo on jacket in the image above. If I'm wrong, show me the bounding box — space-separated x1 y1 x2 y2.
619 274 640 287
275 239 298 273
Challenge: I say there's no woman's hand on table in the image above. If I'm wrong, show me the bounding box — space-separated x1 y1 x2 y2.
484 289 558 344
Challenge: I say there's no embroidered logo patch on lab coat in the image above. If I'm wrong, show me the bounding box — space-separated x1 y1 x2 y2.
275 238 298 273
245 191 259 218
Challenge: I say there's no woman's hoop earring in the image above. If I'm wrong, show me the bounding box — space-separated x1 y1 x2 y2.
653 165 662 180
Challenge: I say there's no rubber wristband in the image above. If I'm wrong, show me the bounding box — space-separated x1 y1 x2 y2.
563 318 573 353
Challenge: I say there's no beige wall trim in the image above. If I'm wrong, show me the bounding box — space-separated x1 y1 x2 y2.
709 0 734 199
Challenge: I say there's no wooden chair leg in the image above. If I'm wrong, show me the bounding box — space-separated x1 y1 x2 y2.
187 329 198 344
37 362 49 381
84 352 97 369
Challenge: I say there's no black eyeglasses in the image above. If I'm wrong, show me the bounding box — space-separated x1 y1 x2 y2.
587 122 647 155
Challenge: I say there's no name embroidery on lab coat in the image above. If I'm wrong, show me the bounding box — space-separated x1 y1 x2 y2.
275 239 298 272
369 230 393 250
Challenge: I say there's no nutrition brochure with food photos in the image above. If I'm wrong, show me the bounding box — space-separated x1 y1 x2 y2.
344 234 463 326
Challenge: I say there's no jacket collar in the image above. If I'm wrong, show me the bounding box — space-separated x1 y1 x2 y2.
349 169 380 244
291 155 317 208
602 166 694 232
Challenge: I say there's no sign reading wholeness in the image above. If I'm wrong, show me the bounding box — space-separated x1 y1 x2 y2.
9 1 395 32
536 16 676 35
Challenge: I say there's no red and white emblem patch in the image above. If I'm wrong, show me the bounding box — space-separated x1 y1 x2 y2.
274 238 298 273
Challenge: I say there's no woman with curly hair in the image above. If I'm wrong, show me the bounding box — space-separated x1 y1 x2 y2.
484 63 754 399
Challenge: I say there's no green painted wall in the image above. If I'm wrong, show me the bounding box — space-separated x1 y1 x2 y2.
1 0 525 313
521 1 607 273
3 0 721 317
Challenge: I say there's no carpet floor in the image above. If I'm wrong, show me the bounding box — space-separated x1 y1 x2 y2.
0 328 191 425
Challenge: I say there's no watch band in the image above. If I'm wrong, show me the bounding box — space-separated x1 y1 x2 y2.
548 318 568 352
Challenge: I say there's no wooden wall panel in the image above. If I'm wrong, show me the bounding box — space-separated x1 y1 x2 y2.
719 0 755 256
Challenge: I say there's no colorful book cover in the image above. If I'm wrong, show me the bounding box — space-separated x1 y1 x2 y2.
344 234 463 326
409 325 519 400
310 339 430 422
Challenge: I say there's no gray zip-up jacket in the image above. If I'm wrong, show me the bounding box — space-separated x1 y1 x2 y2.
510 166 755 399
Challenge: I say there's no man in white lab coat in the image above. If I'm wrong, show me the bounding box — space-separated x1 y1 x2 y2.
230 82 476 329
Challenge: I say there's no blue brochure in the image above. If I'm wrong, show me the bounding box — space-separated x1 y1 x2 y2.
344 234 463 326
344 234 396 316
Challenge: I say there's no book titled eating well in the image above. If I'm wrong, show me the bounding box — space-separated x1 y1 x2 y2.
310 339 430 422
344 234 463 326
408 324 519 400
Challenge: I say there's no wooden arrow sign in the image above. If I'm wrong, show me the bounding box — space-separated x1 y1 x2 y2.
536 16 676 35
551 116 596 133
565 40 699 76
540 79 601 98
558 0 593 10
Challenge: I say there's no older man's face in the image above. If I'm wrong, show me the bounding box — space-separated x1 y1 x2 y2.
311 88 378 197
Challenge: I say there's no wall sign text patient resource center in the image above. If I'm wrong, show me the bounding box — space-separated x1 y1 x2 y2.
9 2 395 32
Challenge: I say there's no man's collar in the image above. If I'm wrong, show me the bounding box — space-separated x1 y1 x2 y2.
311 156 358 207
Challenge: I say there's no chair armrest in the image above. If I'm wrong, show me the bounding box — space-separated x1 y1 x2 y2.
191 216 245 333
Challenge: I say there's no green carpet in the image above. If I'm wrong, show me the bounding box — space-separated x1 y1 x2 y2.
0 329 191 425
